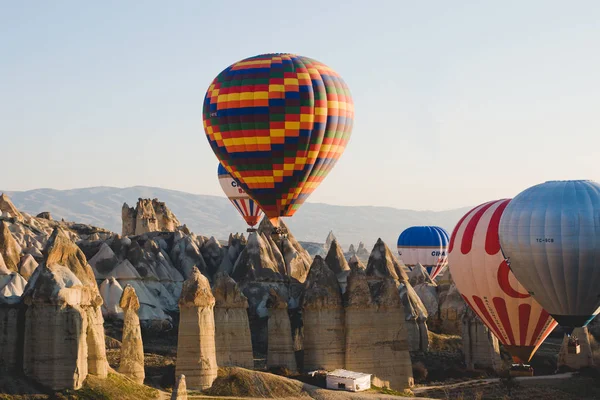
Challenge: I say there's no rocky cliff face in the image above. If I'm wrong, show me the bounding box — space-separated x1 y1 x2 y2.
213 274 254 369
0 266 27 373
266 288 297 372
122 198 181 236
302 256 345 371
435 272 467 335
344 266 414 390
461 308 501 371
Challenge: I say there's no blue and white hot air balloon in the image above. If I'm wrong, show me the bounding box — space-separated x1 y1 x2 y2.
397 226 450 279
499 180 600 331
218 163 263 227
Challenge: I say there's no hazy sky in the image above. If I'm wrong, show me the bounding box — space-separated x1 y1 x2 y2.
1 1 599 211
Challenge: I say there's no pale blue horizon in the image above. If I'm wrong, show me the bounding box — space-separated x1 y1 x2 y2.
1 1 598 211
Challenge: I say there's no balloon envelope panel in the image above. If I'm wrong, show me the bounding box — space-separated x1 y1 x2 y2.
449 199 557 363
217 163 263 227
203 53 354 220
498 180 600 328
397 226 449 279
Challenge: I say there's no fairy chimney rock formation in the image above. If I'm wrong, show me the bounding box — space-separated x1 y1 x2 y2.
355 241 370 262
408 263 435 286
348 255 366 272
176 267 217 390
366 239 428 351
366 238 408 282
122 198 181 237
462 308 502 371
344 266 414 390
266 288 297 371
231 232 282 282
302 256 345 370
21 228 108 390
558 327 595 370
325 239 351 293
118 285 145 384
0 193 23 221
212 274 254 368
172 374 189 400
325 230 336 251
258 217 311 282
0 220 21 272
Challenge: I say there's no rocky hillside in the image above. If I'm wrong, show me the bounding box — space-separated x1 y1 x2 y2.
2 186 470 247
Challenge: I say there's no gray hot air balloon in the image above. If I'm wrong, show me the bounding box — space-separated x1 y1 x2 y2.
498 180 600 332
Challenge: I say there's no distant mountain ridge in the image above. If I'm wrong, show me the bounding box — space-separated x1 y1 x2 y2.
2 186 471 249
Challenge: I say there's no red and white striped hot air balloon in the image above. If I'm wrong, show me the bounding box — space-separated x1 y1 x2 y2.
448 199 557 364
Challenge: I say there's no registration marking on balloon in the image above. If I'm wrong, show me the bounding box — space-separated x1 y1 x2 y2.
449 199 557 361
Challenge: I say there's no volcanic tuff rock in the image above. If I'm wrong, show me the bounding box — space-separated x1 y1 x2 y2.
22 264 107 390
344 267 414 390
118 285 145 384
0 267 26 373
366 238 408 282
324 230 336 252
0 220 21 272
302 256 345 371
201 236 227 278
266 288 297 371
399 282 430 351
462 308 501 371
212 274 254 368
0 269 26 304
122 198 181 236
258 217 311 283
409 263 438 321
348 254 366 272
99 277 124 319
365 239 429 351
436 274 467 335
20 229 108 389
216 237 235 276
325 239 351 293
408 263 435 286
18 254 39 280
354 241 370 263
231 232 282 282
176 267 218 390
171 234 208 279
558 327 595 370
172 374 188 400
36 211 52 220
0 193 23 221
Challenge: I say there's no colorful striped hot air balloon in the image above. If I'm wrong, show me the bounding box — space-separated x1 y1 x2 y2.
218 163 263 227
397 226 449 280
499 180 600 331
449 199 557 364
203 53 354 227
